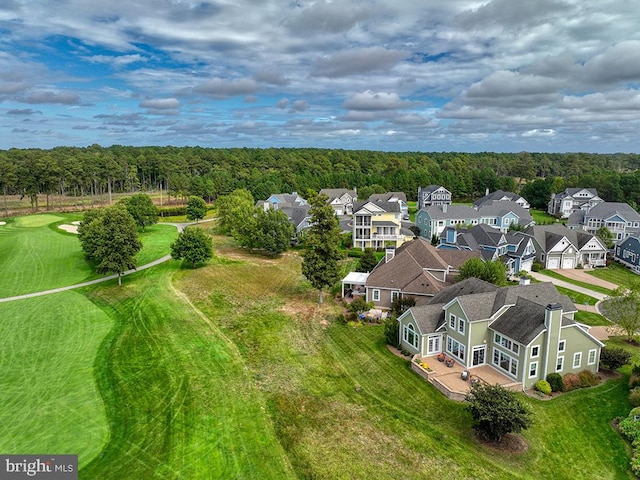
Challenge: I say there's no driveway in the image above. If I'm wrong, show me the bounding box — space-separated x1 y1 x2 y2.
548 268 619 291
528 271 610 301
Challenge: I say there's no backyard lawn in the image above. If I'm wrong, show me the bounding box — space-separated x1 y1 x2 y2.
589 262 640 290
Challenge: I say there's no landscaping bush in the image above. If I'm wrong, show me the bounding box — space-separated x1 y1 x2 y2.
630 388 640 408
563 373 582 391
158 205 188 217
600 346 633 370
384 317 400 348
535 380 552 396
630 374 640 390
578 370 600 387
618 407 640 475
546 373 564 392
531 261 544 272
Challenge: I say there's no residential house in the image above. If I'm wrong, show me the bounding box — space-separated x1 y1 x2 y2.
418 185 452 209
438 223 537 274
256 192 311 241
568 202 640 242
360 238 480 309
548 188 603 218
473 189 530 210
320 188 357 216
369 192 409 220
398 279 603 389
520 224 607 269
352 201 413 250
614 233 640 274
416 202 533 240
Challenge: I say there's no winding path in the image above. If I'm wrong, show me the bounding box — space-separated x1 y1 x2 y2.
0 219 214 304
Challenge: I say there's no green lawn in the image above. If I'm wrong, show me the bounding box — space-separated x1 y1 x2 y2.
1 221 636 479
575 310 611 326
0 292 113 467
540 269 614 296
0 214 177 297
589 263 640 290
530 208 559 225
555 285 598 305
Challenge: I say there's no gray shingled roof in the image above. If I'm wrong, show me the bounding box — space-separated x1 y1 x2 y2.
353 200 401 214
369 192 407 203
476 200 533 224
422 204 479 220
492 282 575 314
489 297 546 345
319 188 356 201
427 277 498 305
473 190 525 208
522 224 603 252
406 303 446 334
585 202 640 222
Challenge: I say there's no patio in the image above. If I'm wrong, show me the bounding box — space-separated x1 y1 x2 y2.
412 354 522 401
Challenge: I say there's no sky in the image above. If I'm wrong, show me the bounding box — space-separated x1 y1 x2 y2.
1 1 640 153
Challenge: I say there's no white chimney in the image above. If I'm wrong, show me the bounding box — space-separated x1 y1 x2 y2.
486 187 489 196
519 276 531 286
443 203 448 213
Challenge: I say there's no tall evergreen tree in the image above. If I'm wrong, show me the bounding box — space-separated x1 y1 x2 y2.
301 193 343 304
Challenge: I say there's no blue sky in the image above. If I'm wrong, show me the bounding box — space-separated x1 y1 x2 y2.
1 0 640 152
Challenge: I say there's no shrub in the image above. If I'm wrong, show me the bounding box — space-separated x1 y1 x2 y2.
630 374 640 390
531 261 544 272
578 370 600 387
630 388 640 408
546 373 564 392
600 346 633 370
563 373 582 391
535 380 552 395
633 364 640 376
384 317 400 348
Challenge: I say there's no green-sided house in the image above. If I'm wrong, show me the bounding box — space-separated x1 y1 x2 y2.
398 278 603 389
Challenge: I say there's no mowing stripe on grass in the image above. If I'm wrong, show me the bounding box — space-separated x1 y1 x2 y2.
0 291 113 467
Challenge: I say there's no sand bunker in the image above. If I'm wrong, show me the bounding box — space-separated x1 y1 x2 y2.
58 224 79 234
0 221 6 226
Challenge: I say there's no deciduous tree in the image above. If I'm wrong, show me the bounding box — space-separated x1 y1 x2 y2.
78 205 142 285
122 193 158 231
457 258 507 286
171 226 213 268
602 288 640 342
186 195 208 222
465 382 532 442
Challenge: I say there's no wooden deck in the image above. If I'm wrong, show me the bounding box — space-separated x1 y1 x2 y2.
412 355 522 401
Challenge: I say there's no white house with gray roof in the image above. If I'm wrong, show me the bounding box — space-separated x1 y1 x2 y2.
320 188 357 216
397 279 603 390
548 188 603 218
568 202 640 241
520 224 607 269
418 185 452 209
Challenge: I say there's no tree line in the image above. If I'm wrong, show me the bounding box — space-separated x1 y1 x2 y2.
2 145 640 214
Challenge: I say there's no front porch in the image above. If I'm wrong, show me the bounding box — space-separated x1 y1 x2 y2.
411 354 521 401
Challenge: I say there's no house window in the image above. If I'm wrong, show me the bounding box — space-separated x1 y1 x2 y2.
531 345 540 358
372 289 380 301
458 318 465 334
449 314 456 329
588 349 597 365
403 324 419 349
391 291 399 302
556 356 564 372
573 352 582 369
493 348 518 377
558 340 566 353
446 336 465 361
529 361 538 378
494 333 519 355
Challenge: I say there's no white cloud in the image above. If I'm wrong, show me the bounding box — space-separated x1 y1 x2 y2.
343 90 413 111
139 98 180 109
312 47 408 78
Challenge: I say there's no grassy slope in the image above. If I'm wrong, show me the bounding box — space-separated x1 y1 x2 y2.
0 291 113 466
0 214 177 297
81 263 294 479
179 241 633 479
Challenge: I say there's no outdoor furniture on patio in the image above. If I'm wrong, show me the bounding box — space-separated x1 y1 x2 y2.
445 358 455 368
461 370 469 381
